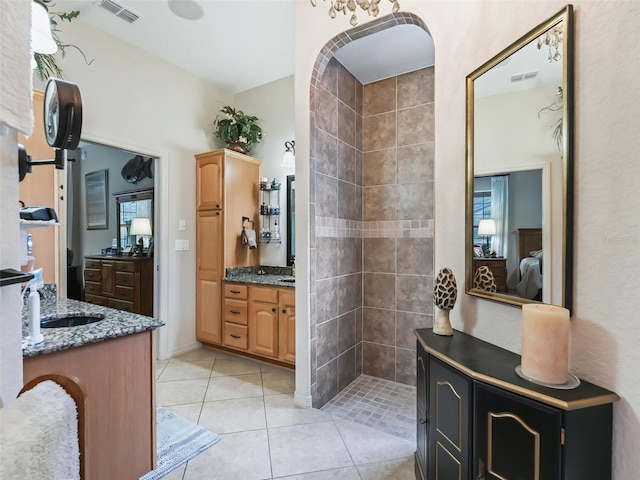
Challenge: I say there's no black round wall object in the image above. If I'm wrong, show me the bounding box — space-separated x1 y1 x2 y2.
43 78 83 150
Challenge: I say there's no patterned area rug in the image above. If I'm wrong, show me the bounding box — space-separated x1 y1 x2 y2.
140 406 220 480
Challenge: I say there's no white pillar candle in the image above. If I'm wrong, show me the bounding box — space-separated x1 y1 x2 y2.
521 303 570 384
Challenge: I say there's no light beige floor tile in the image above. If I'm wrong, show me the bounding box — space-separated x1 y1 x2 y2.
159 463 186 479
264 394 333 428
156 359 169 379
164 403 203 425
175 347 217 362
262 369 296 396
158 360 213 382
199 396 266 434
273 466 361 479
268 421 354 478
357 456 415 479
261 362 292 373
211 356 263 376
204 373 263 401
334 419 416 466
156 379 210 406
183 430 272 480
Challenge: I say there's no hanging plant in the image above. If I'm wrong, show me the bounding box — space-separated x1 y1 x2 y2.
213 106 263 154
33 9 93 81
538 86 563 152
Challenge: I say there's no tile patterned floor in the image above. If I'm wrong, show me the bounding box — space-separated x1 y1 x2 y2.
320 375 416 442
155 347 417 480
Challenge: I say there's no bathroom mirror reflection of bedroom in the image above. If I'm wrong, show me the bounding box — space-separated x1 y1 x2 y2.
466 5 573 309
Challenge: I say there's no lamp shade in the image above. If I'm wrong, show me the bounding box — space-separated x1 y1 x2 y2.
129 217 152 236
31 1 57 54
477 218 496 236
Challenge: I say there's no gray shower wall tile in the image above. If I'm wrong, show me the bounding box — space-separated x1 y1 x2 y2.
337 63 356 110
310 292 317 340
338 141 356 184
363 238 395 273
310 337 317 385
362 342 395 381
355 149 363 186
338 347 357 391
355 185 362 221
396 274 433 313
395 311 432 350
356 341 363 376
316 173 338 218
363 273 396 309
363 185 396 221
317 317 338 367
397 103 433 146
316 277 338 324
338 180 357 221
396 237 433 275
338 310 357 354
316 237 338 280
315 358 338 408
397 182 432 220
356 307 363 343
363 148 396 186
363 112 397 152
338 237 358 276
338 102 356 147
363 77 396 116
319 56 338 95
397 143 434 184
355 79 363 115
362 307 395 345
355 113 363 151
316 129 338 177
397 66 434 109
395 347 417 386
316 86 338 137
338 273 362 315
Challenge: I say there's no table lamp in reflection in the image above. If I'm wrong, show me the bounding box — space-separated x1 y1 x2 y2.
129 217 152 256
477 218 496 256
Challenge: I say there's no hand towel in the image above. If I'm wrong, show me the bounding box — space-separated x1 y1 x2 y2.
0 0 34 136
241 228 257 249
0 380 80 479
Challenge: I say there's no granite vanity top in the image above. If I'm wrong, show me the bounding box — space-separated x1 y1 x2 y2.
223 265 295 288
22 285 164 358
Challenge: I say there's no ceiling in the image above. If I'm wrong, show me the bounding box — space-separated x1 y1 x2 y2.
52 0 434 93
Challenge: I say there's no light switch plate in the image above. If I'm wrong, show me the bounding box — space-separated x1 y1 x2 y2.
175 239 190 251
179 219 186 231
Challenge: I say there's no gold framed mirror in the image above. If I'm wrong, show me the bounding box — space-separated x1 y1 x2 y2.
465 5 573 309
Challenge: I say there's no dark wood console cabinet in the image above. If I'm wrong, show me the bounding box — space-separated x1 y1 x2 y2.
415 329 619 480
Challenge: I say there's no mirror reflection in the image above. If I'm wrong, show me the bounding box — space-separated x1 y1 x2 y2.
114 188 154 256
466 5 573 309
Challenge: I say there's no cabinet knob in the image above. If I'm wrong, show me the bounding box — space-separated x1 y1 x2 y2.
230 334 241 339
272 307 276 313
282 308 287 314
216 204 220 208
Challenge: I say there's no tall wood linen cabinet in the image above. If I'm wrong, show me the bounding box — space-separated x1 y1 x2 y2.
195 149 261 345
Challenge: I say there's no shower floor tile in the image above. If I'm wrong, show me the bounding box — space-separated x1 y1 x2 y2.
321 375 416 441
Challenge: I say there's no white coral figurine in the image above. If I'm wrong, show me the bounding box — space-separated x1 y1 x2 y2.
433 267 457 336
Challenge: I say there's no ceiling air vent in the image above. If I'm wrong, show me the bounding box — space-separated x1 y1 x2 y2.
510 71 539 83
98 0 139 23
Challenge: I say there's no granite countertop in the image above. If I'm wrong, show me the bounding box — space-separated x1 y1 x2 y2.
22 285 164 358
223 265 295 288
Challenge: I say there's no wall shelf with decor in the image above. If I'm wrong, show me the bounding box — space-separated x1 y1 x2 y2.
259 181 281 244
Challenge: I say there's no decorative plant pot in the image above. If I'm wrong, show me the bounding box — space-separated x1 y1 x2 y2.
227 142 246 154
434 307 453 336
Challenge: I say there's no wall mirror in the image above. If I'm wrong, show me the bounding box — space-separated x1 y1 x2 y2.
465 5 573 309
286 175 295 266
114 188 154 256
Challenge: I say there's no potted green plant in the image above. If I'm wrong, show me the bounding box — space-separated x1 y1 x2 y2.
213 106 263 154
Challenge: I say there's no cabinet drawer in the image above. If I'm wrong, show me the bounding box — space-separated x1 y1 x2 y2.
224 284 248 300
251 286 278 304
84 269 101 282
109 298 134 312
280 289 295 307
224 323 248 350
85 281 101 295
85 259 101 269
85 293 108 307
224 299 248 325
115 261 136 273
115 285 135 301
115 272 135 287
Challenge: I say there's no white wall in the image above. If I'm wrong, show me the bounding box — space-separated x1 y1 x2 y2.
235 75 296 266
295 1 640 477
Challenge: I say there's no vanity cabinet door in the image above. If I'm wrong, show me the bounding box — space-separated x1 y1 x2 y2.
196 152 223 211
415 342 428 480
428 357 472 480
473 382 562 480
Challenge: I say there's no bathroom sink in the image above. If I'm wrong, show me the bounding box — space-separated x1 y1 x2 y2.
40 313 106 328
279 278 295 283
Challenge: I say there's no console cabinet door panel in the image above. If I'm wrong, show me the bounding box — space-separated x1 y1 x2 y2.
415 342 428 480
473 382 562 480
428 357 472 480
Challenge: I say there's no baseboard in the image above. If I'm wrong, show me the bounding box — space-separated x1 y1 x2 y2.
160 341 202 360
294 391 313 409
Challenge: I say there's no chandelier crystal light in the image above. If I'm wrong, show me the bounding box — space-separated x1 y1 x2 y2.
310 0 400 27
537 23 563 62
